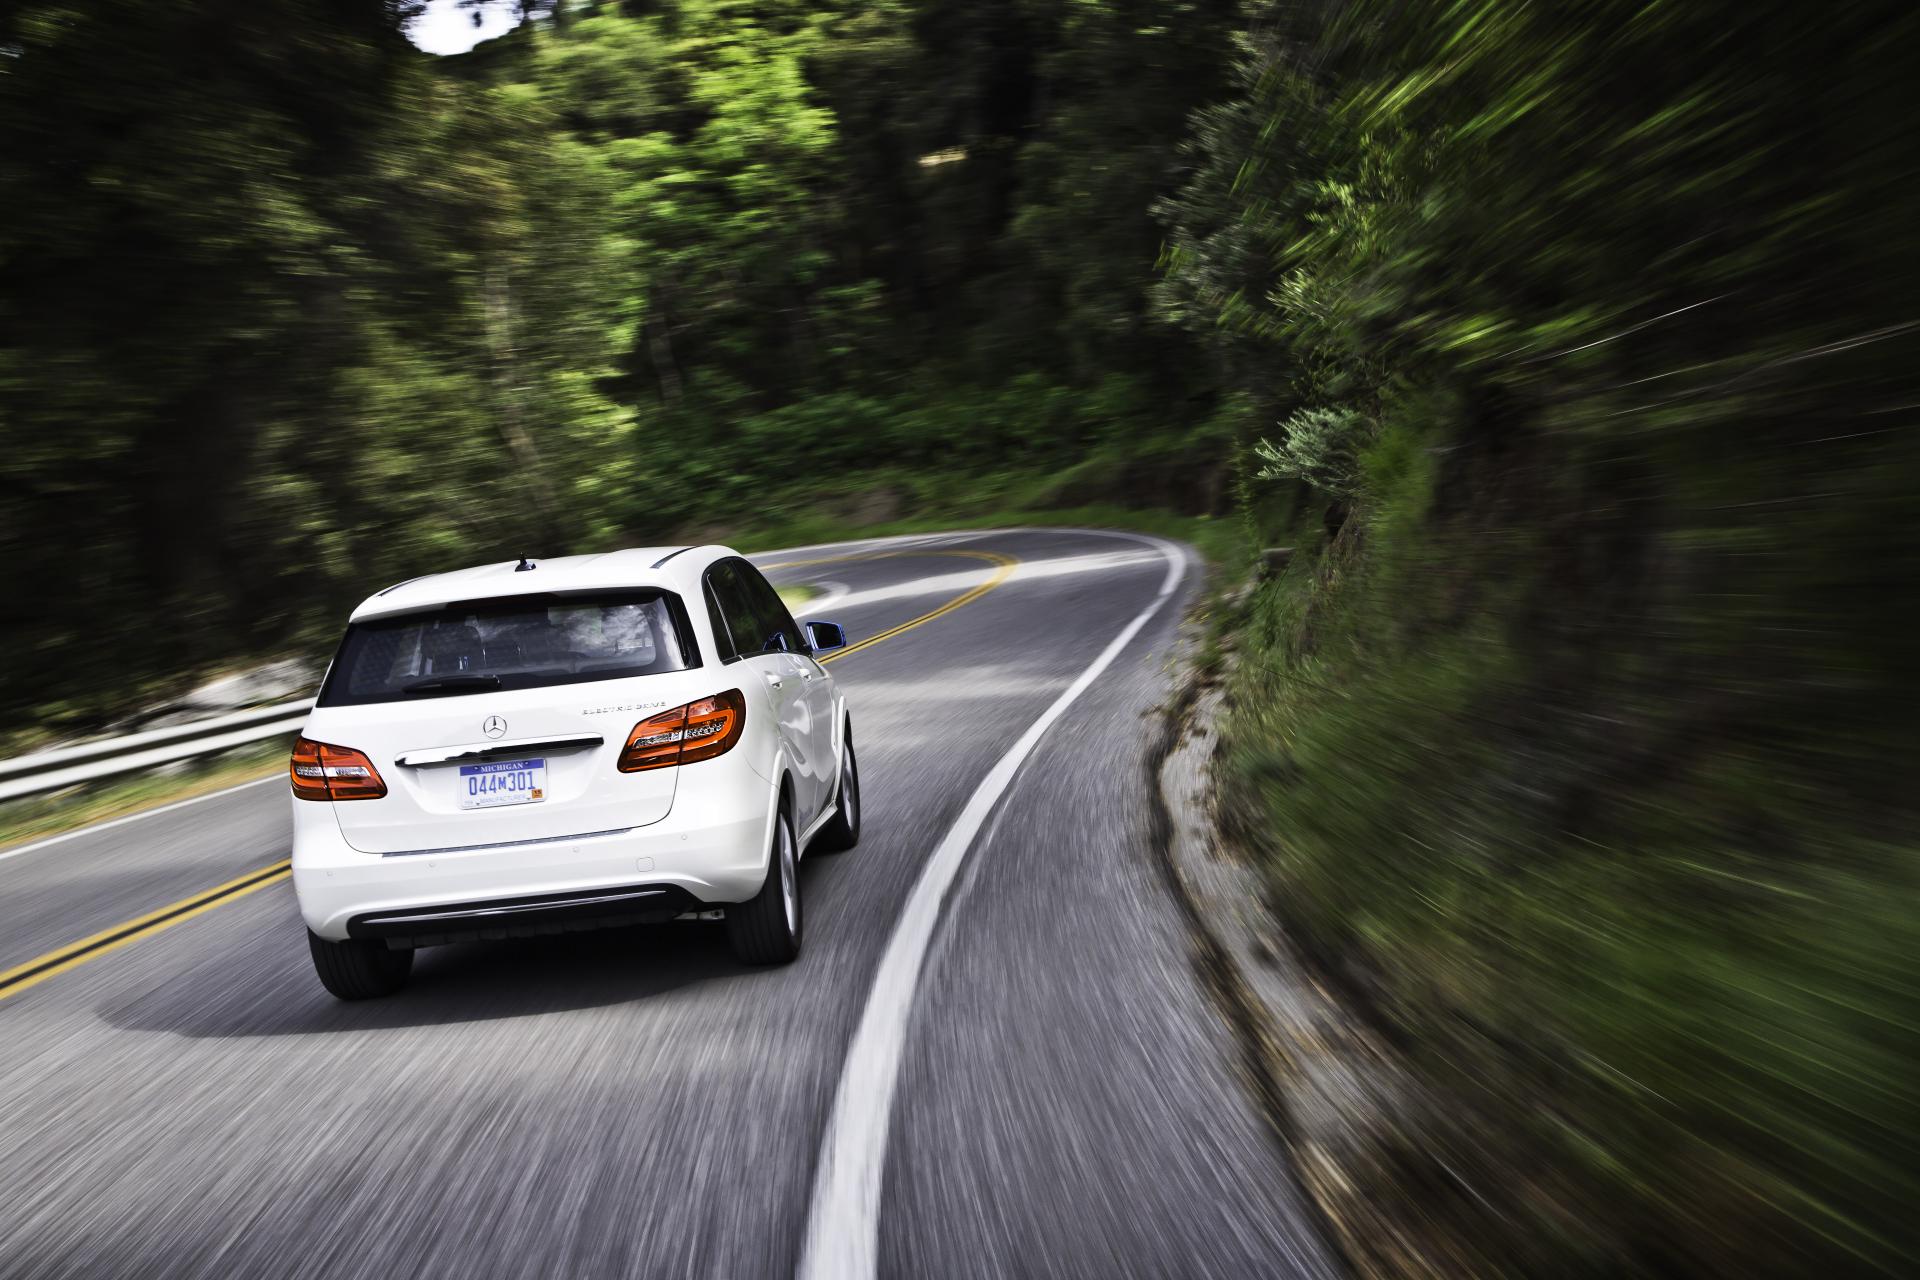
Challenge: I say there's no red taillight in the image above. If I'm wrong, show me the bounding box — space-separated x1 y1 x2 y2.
290 736 387 801
619 689 746 772
620 705 690 773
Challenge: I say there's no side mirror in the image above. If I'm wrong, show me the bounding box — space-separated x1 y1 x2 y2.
806 620 848 653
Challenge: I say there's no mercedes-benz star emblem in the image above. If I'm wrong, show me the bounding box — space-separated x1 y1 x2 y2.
482 715 508 739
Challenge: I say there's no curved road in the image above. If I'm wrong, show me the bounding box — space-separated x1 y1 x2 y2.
0 528 1333 1280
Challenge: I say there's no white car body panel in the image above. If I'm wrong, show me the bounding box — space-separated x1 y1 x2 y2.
291 545 847 941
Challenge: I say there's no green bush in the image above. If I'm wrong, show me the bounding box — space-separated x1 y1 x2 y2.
1173 0 1920 1271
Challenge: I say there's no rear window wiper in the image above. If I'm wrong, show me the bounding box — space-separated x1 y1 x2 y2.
401 674 503 696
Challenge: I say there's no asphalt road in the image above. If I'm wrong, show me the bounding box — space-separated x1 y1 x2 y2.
0 528 1334 1280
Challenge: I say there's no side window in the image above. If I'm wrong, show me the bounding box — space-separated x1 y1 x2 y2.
703 575 738 662
740 563 808 655
707 559 803 657
707 561 772 657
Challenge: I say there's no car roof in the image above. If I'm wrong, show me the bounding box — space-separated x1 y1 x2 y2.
349 546 733 622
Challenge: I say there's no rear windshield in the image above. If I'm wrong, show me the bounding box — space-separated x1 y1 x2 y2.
318 591 694 707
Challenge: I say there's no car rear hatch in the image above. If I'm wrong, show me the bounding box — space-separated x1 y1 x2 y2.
306 588 708 856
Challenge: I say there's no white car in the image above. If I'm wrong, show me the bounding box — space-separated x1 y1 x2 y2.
289 546 859 999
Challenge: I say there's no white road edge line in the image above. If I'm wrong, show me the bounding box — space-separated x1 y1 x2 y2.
797 529 1188 1280
793 581 850 618
0 774 284 865
747 532 959 562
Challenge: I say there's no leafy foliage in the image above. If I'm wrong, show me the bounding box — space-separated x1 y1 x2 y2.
1252 407 1368 496
1165 0 1920 1271
0 0 1237 729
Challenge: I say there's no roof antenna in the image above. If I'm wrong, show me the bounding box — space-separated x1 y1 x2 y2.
514 556 537 572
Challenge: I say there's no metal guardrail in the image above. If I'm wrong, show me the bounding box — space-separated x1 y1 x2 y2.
0 699 313 803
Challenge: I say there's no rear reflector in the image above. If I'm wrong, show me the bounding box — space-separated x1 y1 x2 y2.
619 689 746 772
290 737 388 801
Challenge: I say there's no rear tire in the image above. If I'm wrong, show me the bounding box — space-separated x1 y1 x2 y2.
308 929 413 1000
813 739 861 853
727 806 801 965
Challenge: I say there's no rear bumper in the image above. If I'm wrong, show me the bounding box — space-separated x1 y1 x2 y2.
347 882 704 948
292 795 773 942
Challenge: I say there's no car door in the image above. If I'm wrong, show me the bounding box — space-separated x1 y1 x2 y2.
738 562 835 824
708 560 819 823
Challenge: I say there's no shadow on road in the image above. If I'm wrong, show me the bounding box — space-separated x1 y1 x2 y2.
101 920 754 1039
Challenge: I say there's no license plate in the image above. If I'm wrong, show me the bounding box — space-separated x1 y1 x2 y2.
458 758 547 809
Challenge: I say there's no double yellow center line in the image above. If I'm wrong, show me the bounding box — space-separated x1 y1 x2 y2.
0 860 291 1000
761 549 1018 665
0 546 1018 1002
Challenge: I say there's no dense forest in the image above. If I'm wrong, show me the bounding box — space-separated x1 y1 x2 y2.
2 0 1915 1273
0 0 1241 726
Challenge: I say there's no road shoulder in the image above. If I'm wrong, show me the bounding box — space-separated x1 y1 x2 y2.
1155 665 1441 1279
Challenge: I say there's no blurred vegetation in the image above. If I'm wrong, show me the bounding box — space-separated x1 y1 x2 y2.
0 0 1243 731
1164 1 1920 1273
2 0 1915 1271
